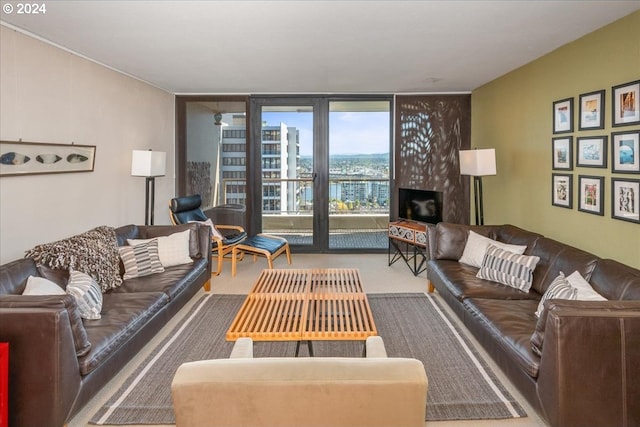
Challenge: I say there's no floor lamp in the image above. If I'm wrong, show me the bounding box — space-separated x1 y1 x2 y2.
459 148 496 226
131 150 166 225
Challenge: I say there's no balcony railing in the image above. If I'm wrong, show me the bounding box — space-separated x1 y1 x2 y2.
221 177 390 216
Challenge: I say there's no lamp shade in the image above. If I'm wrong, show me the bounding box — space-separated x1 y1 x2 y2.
131 150 166 177
459 149 496 176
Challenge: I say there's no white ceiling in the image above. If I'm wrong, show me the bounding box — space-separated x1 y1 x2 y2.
1 1 639 94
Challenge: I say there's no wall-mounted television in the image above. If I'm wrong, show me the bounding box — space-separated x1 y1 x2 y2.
398 188 443 224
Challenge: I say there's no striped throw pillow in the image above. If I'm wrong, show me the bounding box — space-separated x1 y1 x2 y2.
67 270 103 320
119 239 165 280
535 273 578 318
476 244 540 292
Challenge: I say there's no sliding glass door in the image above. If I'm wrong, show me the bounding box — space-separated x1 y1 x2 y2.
251 96 391 252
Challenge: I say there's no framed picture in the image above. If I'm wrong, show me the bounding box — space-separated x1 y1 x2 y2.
611 178 640 223
552 136 573 170
553 97 574 134
579 89 605 130
611 130 640 174
612 80 640 127
578 175 604 216
0 141 96 177
576 136 607 168
552 173 573 209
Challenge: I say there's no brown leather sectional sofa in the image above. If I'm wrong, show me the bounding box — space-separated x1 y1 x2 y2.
0 223 211 427
426 222 640 427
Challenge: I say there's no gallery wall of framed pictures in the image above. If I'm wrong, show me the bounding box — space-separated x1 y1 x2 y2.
551 79 639 224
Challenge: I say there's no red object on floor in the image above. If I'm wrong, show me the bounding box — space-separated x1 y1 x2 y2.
0 342 7 427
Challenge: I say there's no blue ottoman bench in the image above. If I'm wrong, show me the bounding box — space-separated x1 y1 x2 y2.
231 234 292 276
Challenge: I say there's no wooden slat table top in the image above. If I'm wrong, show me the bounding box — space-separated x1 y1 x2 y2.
226 268 377 342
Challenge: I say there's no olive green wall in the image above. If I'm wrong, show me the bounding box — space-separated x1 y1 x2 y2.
472 11 640 269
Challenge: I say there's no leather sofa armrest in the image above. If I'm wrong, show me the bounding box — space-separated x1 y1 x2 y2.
0 307 82 427
537 300 640 427
229 337 254 358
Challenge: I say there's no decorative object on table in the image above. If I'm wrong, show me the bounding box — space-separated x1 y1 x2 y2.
552 136 573 170
551 173 573 209
459 148 496 225
611 130 640 174
131 150 166 225
612 80 640 127
0 140 95 177
611 178 640 224
576 136 607 168
578 89 605 130
578 175 604 216
552 97 574 134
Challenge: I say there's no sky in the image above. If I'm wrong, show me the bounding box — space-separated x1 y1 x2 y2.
262 110 390 157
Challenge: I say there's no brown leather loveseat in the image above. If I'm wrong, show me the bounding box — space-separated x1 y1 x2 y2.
0 223 211 427
427 222 640 427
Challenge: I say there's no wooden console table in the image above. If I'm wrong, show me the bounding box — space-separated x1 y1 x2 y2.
388 220 430 276
226 269 377 356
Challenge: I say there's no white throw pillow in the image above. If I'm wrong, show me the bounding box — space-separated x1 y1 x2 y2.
566 271 607 301
67 270 103 320
189 218 225 240
476 245 540 292
459 230 527 268
535 273 578 318
128 229 193 268
22 276 66 295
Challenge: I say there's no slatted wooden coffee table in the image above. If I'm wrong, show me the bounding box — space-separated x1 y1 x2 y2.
226 268 377 356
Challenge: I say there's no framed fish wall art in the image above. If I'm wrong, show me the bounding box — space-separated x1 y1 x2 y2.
0 140 96 177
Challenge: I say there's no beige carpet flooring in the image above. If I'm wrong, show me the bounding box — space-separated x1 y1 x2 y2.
69 253 548 427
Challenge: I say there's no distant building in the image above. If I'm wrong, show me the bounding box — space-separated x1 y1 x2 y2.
220 115 299 213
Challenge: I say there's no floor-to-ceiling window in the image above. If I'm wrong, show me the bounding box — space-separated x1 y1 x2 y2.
176 95 392 252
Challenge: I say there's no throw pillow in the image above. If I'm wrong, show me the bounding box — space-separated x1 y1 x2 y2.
22 276 66 295
458 230 527 268
119 239 165 280
67 270 103 320
535 273 578 318
189 218 225 240
128 229 193 268
25 225 123 292
566 271 607 301
476 245 540 292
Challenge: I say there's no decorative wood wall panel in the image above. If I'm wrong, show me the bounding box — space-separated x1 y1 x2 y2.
186 161 212 207
394 95 471 224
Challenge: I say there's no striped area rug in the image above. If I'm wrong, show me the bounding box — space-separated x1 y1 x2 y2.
91 293 526 424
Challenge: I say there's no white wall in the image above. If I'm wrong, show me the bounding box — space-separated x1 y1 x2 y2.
0 26 175 263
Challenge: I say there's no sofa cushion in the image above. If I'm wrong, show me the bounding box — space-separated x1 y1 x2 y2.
128 229 193 268
22 276 66 295
428 260 539 301
24 225 123 292
459 230 527 268
113 259 208 301
67 270 103 320
79 291 169 375
535 273 577 318
463 298 541 378
119 239 165 280
528 237 599 296
590 258 640 300
477 245 540 292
